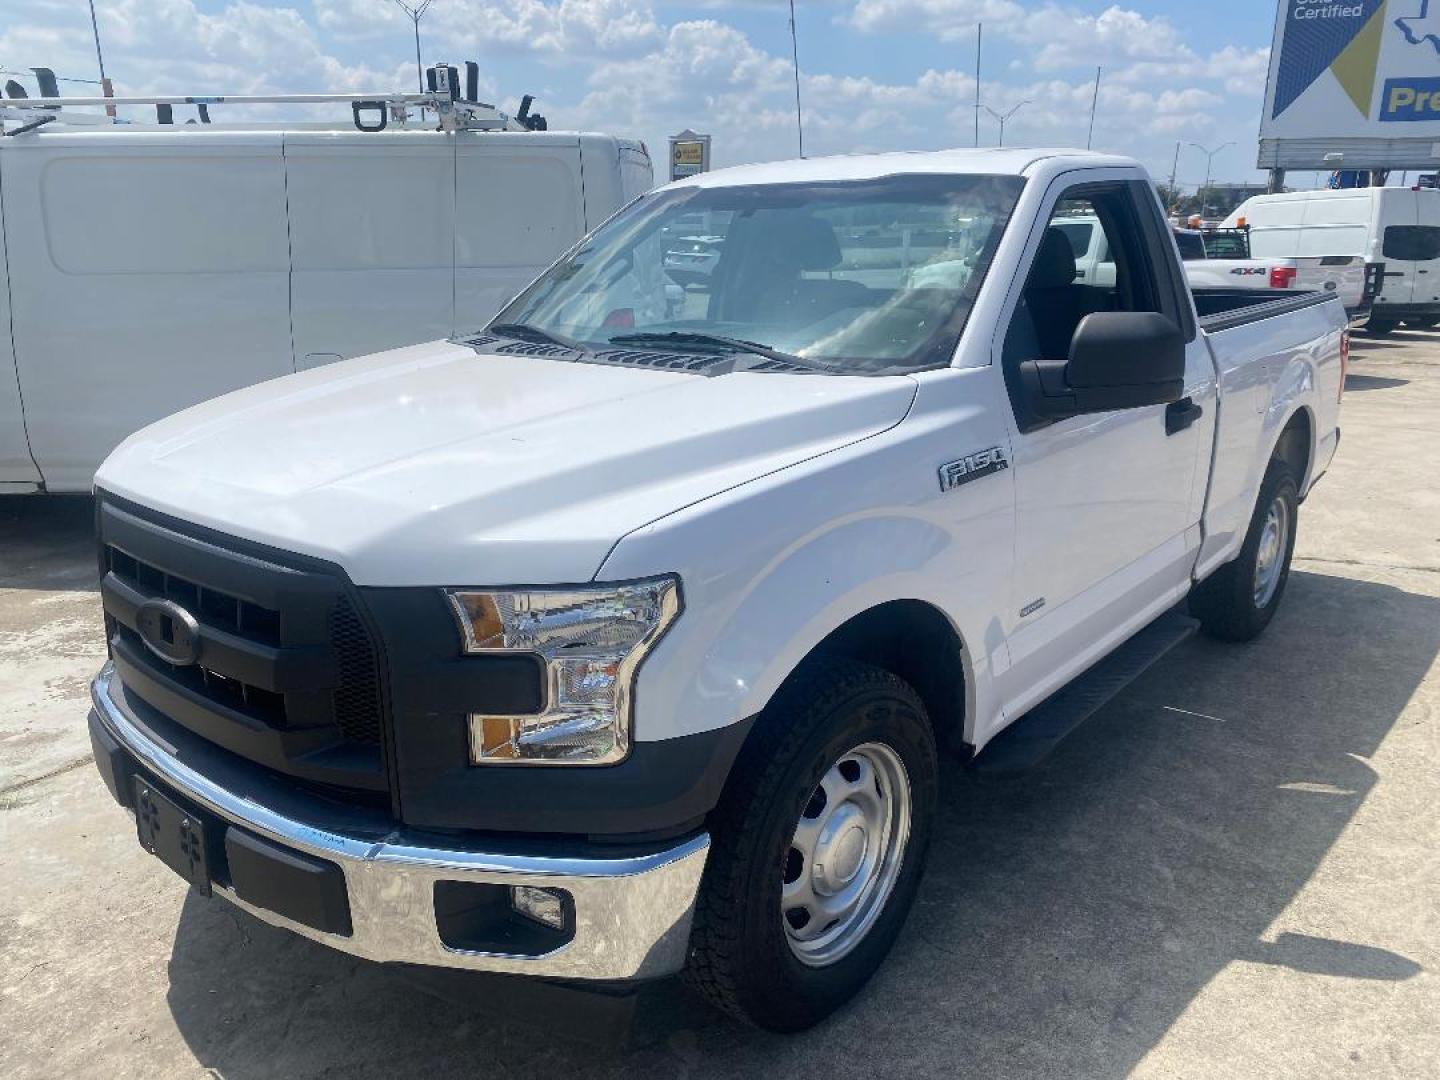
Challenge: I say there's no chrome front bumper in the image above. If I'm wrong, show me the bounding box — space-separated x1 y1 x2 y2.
90 664 709 981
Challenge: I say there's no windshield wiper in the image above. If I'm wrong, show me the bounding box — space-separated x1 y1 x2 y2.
606 331 831 372
488 322 587 353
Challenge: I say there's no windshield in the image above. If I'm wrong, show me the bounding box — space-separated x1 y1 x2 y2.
491 173 1026 374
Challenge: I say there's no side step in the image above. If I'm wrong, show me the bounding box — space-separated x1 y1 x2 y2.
972 608 1200 775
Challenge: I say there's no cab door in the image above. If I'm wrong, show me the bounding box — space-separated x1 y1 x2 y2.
993 175 1215 720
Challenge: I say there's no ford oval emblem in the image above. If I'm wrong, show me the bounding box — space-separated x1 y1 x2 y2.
135 598 202 666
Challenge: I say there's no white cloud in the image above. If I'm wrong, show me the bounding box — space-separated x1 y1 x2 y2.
848 1 1194 70
2 0 1267 185
3 0 398 96
1203 45 1271 97
315 0 664 58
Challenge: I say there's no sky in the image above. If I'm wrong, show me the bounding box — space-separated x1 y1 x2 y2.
3 1 1283 188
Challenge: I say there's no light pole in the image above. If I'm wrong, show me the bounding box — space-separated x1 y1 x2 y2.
788 0 804 157
1189 141 1234 221
983 100 1029 147
1086 66 1101 149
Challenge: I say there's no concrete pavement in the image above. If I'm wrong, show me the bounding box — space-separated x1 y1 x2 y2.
1 331 1437 1078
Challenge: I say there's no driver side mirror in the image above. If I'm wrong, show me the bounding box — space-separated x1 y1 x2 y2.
1019 311 1185 426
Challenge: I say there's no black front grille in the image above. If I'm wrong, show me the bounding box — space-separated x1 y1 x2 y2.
330 597 383 746
113 620 287 725
97 496 390 794
107 545 283 643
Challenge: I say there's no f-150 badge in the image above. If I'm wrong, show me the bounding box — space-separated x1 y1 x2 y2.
939 447 1009 492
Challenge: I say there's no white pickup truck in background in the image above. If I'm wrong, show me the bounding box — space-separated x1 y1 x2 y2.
85 149 1345 1033
1058 213 1377 319
0 78 651 494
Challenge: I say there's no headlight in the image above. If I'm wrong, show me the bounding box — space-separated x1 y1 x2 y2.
445 577 681 766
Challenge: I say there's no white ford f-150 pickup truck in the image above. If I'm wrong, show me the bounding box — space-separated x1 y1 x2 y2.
85 148 1346 1032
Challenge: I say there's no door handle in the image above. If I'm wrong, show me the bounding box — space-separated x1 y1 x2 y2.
1165 397 1203 435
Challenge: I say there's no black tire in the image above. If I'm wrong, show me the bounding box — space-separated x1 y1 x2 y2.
1364 317 1396 337
686 658 938 1032
1190 458 1299 642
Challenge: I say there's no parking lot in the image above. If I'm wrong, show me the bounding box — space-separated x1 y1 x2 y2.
1 331 1437 1079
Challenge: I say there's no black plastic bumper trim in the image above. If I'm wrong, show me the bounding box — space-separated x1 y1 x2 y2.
225 826 353 936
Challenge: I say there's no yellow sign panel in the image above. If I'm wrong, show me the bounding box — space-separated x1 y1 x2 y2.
673 142 704 166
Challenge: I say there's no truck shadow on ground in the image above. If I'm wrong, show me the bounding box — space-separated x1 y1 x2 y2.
1345 373 1410 391
0 493 98 593
1350 333 1429 353
162 568 1436 1079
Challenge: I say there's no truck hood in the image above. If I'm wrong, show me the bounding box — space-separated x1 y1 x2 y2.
96 340 917 585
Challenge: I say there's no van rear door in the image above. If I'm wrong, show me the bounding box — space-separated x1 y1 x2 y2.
1374 189 1420 311
2 132 292 491
1395 191 1440 310
286 132 456 367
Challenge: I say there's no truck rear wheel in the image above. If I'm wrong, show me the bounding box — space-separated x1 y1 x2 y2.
686 658 938 1031
1190 458 1298 642
1364 317 1396 337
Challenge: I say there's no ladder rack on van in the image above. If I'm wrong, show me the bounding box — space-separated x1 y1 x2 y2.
0 62 547 136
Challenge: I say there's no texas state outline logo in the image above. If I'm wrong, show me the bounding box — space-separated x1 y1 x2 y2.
1396 0 1440 54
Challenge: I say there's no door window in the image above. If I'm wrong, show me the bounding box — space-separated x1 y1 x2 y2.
1382 225 1440 262
1004 190 1159 365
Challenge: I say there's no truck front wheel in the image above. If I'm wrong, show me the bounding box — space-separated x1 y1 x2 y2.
686 659 938 1031
1190 458 1299 642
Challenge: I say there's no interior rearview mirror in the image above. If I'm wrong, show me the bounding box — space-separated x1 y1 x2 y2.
1019 311 1185 428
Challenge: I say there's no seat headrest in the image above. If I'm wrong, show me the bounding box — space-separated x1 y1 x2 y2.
1028 226 1079 289
761 214 843 271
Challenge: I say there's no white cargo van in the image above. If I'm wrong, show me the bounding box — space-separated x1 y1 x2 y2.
1224 186 1440 334
0 88 651 492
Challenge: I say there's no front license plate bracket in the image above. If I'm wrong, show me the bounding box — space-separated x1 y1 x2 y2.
134 777 212 896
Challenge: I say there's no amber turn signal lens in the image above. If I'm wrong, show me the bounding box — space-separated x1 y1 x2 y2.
453 592 505 651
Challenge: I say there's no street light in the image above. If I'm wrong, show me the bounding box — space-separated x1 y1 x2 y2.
983 100 1030 147
1189 141 1234 221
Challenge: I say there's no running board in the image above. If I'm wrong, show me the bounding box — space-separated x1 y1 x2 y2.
972 608 1200 775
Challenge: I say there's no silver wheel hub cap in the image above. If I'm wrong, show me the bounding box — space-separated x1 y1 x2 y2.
782 741 911 968
1252 495 1290 609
